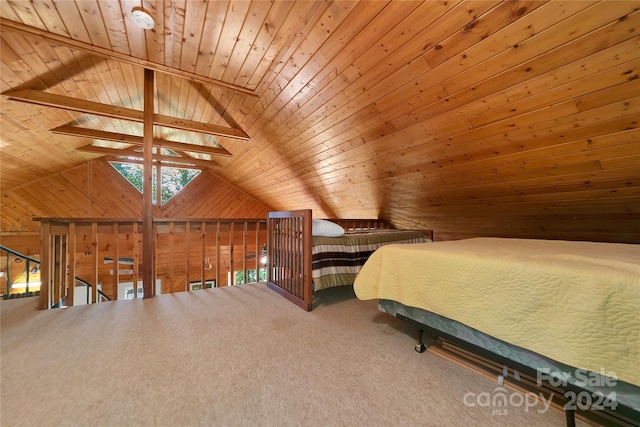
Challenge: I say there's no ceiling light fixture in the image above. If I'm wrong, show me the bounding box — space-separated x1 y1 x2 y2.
131 7 155 30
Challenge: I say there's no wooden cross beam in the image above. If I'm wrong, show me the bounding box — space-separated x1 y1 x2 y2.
2 89 250 141
0 17 258 98
77 145 221 168
52 125 232 157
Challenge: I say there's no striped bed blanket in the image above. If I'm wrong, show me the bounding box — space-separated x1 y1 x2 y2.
311 229 430 291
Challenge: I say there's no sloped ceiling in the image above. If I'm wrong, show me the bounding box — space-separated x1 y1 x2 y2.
1 1 639 241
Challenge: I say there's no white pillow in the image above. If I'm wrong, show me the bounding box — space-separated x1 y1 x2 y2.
312 219 345 237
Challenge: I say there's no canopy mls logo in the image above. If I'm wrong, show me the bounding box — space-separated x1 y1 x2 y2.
462 386 553 416
462 367 619 416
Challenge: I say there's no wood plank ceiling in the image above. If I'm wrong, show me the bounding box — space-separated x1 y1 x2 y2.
1 1 639 241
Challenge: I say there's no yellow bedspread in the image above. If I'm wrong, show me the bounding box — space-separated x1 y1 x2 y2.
354 238 640 387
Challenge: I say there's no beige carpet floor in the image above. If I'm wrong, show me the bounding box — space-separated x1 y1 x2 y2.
1 283 585 426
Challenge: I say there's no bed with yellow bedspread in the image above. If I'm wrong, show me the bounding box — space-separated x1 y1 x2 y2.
354 238 640 392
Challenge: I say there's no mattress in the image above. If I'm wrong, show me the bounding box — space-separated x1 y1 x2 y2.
311 229 429 291
353 237 640 387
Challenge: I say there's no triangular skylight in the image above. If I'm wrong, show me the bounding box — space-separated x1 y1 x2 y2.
109 161 200 205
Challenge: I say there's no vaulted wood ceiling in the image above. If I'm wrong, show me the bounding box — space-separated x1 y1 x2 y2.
1 1 639 241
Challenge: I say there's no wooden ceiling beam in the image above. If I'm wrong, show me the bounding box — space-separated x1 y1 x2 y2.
0 17 258 98
51 125 232 157
77 145 220 168
3 89 250 141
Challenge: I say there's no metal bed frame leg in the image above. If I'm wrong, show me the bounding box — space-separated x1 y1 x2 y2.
565 406 576 427
415 329 426 353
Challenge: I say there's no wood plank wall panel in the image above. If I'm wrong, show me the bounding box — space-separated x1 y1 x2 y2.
0 159 272 233
226 1 640 242
1 1 639 244
158 169 271 219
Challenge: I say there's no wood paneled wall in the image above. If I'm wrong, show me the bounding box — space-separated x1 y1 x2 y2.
223 1 640 243
0 158 272 234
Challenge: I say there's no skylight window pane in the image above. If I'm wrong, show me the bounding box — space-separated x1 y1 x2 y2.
109 161 200 205
161 148 179 156
110 162 144 193
160 167 200 205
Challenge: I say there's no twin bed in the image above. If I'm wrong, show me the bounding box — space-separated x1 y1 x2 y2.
265 210 639 425
265 209 430 310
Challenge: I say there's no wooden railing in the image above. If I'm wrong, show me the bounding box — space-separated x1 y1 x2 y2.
266 210 312 310
266 211 394 311
35 218 267 309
